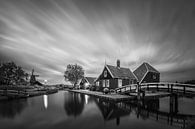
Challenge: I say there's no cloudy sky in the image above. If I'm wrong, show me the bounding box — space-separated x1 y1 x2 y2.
0 0 195 84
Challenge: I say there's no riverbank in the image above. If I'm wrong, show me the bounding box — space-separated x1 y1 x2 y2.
0 85 58 100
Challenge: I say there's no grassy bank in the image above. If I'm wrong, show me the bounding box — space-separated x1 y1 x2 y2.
0 85 58 100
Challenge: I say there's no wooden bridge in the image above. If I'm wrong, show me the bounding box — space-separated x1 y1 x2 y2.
115 82 195 96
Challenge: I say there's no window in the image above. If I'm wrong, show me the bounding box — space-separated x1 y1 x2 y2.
96 81 99 86
118 79 122 88
130 79 134 84
106 80 109 87
153 74 157 79
104 70 107 77
102 80 105 87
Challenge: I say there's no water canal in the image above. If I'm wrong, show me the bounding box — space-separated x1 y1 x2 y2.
0 91 195 129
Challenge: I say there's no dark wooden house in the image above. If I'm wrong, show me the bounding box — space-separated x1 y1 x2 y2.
80 77 96 89
133 62 160 84
95 60 137 91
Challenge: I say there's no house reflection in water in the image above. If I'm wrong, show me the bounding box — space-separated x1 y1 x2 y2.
43 95 48 109
64 92 85 117
95 95 189 128
95 99 131 126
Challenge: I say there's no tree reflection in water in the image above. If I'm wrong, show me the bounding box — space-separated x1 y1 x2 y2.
0 99 28 119
64 92 85 117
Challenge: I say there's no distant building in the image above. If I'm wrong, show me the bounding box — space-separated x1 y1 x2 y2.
95 60 137 91
133 62 160 84
80 77 96 89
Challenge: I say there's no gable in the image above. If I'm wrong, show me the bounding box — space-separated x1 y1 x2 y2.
98 66 113 80
145 63 159 73
85 77 96 84
134 62 160 83
133 63 147 82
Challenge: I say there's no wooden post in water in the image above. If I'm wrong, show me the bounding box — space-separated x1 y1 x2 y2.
183 86 186 94
137 82 141 100
171 84 173 93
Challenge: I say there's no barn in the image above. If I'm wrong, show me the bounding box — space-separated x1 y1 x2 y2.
80 77 96 89
133 62 160 84
95 60 137 91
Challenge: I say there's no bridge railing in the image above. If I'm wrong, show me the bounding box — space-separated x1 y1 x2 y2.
115 84 137 93
140 82 195 94
115 82 195 94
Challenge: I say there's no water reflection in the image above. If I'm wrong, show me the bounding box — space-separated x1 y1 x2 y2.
0 91 194 129
93 95 194 129
0 99 28 119
64 92 85 117
95 99 131 126
43 95 48 109
84 95 89 104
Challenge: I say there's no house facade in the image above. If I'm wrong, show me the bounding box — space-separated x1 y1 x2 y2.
95 60 137 91
133 62 160 84
80 77 96 89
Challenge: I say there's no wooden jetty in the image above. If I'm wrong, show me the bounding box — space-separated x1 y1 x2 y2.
68 82 195 102
68 90 136 102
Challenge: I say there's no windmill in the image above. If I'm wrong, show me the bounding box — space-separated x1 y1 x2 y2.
30 69 39 85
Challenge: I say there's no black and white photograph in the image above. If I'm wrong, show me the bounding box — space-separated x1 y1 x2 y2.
0 0 195 129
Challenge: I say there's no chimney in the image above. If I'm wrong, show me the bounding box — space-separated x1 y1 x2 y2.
117 59 120 68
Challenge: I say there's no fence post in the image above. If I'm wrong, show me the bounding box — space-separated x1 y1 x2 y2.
171 84 173 93
147 84 149 91
157 84 159 91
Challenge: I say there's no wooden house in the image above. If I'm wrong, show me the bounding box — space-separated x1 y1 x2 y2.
133 62 160 84
95 60 137 91
80 77 96 89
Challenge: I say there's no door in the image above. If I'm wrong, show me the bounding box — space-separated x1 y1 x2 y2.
118 79 122 88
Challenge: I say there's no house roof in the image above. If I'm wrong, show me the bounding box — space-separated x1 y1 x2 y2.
133 62 159 82
106 65 137 80
85 77 96 84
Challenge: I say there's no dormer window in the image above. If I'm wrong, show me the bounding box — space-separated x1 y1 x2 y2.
104 70 107 77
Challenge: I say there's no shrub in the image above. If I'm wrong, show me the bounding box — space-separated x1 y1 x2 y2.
103 88 109 94
89 85 96 91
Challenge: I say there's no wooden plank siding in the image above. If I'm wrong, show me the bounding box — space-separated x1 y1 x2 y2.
142 72 160 83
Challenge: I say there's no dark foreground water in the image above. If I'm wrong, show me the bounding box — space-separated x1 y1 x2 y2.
0 91 195 129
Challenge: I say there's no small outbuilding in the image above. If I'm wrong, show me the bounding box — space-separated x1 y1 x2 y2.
95 60 137 91
133 62 160 84
80 77 96 89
